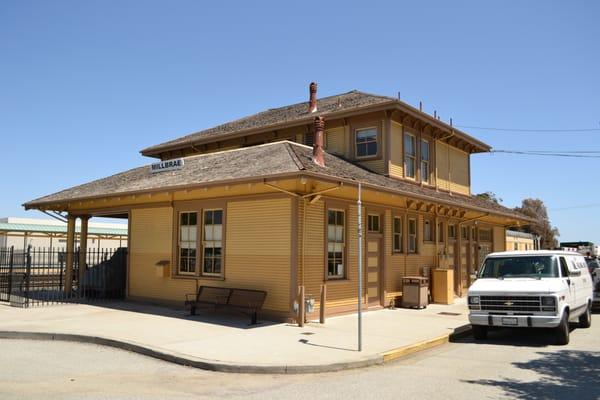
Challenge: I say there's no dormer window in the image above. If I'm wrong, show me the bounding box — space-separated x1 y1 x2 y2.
355 128 378 158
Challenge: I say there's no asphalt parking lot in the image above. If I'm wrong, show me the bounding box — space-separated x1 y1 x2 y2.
1 314 599 400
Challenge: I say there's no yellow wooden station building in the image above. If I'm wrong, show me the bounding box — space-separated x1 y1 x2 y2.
24 83 532 322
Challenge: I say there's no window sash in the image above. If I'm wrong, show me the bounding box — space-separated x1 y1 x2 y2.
178 212 198 274
203 210 223 276
408 218 417 253
393 216 403 253
424 220 432 242
355 128 378 158
367 214 380 233
404 133 416 179
327 209 345 278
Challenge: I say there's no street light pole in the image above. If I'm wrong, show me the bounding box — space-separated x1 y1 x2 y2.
357 182 363 352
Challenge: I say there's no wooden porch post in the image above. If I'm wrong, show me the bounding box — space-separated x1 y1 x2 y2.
65 215 76 295
78 216 90 287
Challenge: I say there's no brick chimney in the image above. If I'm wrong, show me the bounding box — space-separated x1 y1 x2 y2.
308 82 318 113
312 116 325 167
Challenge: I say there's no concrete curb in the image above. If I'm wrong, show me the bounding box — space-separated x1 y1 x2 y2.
0 325 472 374
380 324 473 363
0 331 383 374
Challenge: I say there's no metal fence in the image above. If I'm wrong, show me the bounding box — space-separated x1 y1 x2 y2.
0 246 127 307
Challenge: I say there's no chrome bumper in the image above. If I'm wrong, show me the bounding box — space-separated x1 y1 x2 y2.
469 313 562 328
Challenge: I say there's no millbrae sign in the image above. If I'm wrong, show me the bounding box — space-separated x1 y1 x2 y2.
150 158 184 173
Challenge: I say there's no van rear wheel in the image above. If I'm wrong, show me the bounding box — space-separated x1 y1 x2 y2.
579 303 592 328
555 312 570 345
472 325 488 340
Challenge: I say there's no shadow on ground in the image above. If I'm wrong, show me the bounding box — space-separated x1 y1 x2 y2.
464 348 600 399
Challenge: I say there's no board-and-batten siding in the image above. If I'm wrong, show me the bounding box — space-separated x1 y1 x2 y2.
436 142 470 195
388 121 404 178
128 198 292 313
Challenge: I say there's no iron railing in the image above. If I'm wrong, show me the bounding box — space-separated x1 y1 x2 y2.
0 246 127 307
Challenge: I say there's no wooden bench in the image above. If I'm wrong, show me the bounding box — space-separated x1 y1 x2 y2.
185 286 267 324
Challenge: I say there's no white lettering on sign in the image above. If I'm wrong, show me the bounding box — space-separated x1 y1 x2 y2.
150 158 184 173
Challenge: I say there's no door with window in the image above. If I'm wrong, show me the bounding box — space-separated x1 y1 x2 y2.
559 256 576 304
366 213 383 307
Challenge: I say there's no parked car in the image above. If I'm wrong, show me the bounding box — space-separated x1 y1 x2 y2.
468 250 593 345
585 257 600 308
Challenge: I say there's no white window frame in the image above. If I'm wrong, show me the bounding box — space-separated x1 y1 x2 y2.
178 211 198 275
202 209 224 277
327 209 346 279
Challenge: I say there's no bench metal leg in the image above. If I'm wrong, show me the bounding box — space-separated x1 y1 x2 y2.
190 306 196 316
250 310 257 325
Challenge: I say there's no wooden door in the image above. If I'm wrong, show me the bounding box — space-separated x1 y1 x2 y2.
366 238 382 307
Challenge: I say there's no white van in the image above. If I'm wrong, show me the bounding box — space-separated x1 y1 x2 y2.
468 250 593 345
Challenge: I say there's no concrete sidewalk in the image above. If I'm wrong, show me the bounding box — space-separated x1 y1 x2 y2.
0 300 470 373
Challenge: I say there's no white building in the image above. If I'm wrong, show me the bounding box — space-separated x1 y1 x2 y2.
0 217 127 250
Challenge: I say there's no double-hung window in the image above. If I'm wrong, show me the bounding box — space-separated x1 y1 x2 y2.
408 218 417 253
421 139 430 183
327 210 345 279
393 216 403 253
203 209 223 276
355 128 378 158
178 212 198 274
404 133 416 179
448 224 456 240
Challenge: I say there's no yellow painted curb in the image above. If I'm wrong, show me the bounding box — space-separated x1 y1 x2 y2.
380 334 450 363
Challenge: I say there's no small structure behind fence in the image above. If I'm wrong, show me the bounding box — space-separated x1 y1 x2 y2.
0 246 127 307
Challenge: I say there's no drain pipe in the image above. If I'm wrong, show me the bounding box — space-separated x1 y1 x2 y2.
357 182 363 352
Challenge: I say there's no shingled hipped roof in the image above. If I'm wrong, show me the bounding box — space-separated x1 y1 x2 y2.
24 141 530 223
140 90 491 157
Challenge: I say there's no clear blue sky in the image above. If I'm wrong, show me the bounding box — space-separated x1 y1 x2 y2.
1 1 599 243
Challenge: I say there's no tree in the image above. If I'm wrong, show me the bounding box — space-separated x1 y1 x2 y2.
475 191 502 204
514 198 560 249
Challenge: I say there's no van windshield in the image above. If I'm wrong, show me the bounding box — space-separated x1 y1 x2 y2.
480 256 559 279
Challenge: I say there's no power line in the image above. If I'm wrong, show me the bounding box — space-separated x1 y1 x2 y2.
456 125 600 133
551 203 600 211
490 150 600 158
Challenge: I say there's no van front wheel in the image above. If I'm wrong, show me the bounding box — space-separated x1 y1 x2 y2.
555 312 570 345
472 325 488 340
579 303 592 328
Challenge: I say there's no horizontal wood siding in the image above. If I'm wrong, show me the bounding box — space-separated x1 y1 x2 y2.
325 127 346 156
129 207 196 301
389 121 404 178
226 198 291 312
436 142 470 195
129 200 291 313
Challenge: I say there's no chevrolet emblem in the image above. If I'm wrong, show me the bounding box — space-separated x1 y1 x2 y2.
504 301 514 306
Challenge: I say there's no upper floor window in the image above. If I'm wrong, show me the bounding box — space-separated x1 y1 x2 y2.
178 212 198 275
421 139 430 183
404 133 416 179
203 209 223 276
327 209 345 279
355 128 378 158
